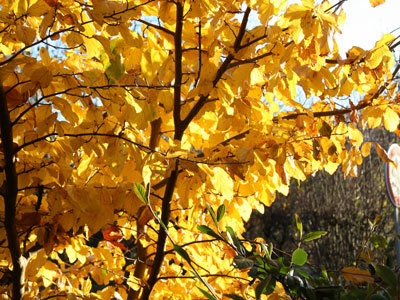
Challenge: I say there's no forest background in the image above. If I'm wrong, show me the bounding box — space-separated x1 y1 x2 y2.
1 0 400 299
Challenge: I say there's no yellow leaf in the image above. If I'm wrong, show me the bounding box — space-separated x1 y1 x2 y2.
324 161 339 175
361 142 371 157
16 25 36 45
39 8 55 38
28 0 50 17
250 67 265 86
81 277 92 294
211 167 234 200
347 124 363 148
142 165 152 186
59 213 74 232
30 65 53 88
383 107 399 132
77 153 93 176
123 47 142 71
370 0 385 7
40 260 59 287
65 245 77 262
119 24 143 48
94 35 114 59
342 266 374 284
365 45 389 69
141 51 155 83
376 33 395 48
104 140 128 177
66 31 84 48
265 281 291 299
40 47 51 65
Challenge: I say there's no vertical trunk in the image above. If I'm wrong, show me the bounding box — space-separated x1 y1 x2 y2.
139 164 179 300
140 3 184 299
0 86 23 299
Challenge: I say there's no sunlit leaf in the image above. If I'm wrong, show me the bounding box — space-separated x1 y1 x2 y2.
134 183 148 204
370 0 386 7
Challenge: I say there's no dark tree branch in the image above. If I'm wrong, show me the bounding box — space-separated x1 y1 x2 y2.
0 86 24 299
137 18 174 36
140 160 180 300
181 7 252 132
173 2 184 140
15 132 154 154
194 20 202 88
228 51 274 69
158 273 252 282
140 3 184 299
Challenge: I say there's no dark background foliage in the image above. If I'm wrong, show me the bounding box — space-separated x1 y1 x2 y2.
245 128 399 270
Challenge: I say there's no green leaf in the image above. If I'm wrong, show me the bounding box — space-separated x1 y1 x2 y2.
295 214 303 240
191 271 217 299
376 265 397 287
255 275 273 300
226 226 245 255
134 183 148 204
370 234 388 248
261 243 270 259
268 243 273 259
105 56 125 81
292 248 308 266
197 225 223 241
216 204 225 222
302 231 327 242
157 214 168 233
174 244 191 263
206 203 218 228
295 268 310 279
233 255 255 269
197 287 218 300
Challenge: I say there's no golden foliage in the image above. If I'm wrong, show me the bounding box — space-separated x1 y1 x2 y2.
0 0 398 299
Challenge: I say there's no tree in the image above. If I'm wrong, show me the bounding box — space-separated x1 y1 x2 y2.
246 128 398 271
0 0 398 299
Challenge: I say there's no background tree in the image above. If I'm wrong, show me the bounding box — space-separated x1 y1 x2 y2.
0 0 399 300
246 128 398 271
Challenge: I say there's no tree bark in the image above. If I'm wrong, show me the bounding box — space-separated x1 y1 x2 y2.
0 86 23 300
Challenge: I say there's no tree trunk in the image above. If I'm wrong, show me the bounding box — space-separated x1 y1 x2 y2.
0 85 24 300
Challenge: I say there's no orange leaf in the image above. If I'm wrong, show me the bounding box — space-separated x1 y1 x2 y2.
17 212 42 228
63 14 75 25
3 86 29 108
376 142 396 167
369 0 385 7
102 226 127 251
138 206 153 226
342 266 374 284
110 241 128 251
102 225 123 242
50 33 60 41
44 0 60 8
